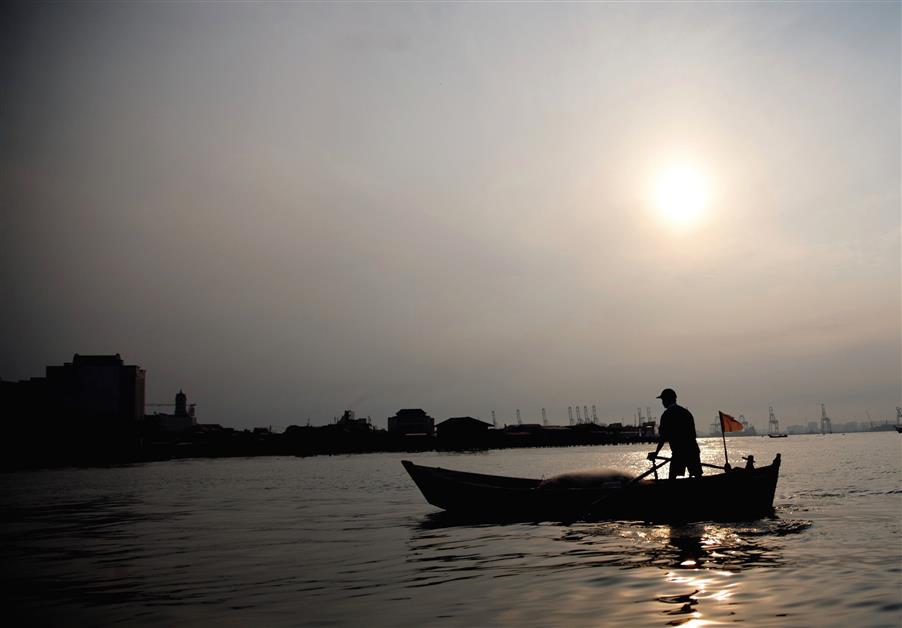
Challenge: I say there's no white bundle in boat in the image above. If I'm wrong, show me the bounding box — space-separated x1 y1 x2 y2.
537 469 633 490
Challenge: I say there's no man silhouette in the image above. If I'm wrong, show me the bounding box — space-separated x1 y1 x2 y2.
649 388 703 479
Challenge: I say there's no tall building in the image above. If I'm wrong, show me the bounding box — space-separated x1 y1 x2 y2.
175 390 188 417
45 354 145 423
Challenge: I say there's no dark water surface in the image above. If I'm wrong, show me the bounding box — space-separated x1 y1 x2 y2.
2 432 900 627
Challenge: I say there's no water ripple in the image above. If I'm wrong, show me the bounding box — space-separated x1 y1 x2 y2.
1 436 899 627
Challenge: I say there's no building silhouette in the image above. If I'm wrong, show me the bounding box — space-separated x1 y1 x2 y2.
40 353 145 424
0 353 145 467
437 416 492 442
388 408 435 436
4 353 145 426
336 410 372 432
147 389 197 433
175 390 188 417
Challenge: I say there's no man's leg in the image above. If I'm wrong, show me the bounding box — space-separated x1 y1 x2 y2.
689 460 703 477
669 458 686 479
688 454 703 478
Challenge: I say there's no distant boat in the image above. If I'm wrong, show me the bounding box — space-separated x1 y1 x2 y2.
402 454 782 523
768 433 788 438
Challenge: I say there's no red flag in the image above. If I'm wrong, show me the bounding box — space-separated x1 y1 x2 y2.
719 411 744 433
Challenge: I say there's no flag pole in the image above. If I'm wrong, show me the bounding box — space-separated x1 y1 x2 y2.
719 412 730 468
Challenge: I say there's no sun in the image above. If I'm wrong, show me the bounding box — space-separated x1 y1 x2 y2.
654 166 708 227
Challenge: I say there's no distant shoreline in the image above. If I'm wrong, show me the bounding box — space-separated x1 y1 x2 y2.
1 430 659 472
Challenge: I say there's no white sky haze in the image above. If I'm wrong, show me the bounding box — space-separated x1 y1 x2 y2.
2 2 899 430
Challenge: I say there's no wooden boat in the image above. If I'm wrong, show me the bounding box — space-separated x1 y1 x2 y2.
402 454 781 523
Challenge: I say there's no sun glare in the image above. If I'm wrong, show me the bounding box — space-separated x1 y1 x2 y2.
654 166 708 228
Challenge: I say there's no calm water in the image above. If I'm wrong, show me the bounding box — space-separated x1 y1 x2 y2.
2 432 900 627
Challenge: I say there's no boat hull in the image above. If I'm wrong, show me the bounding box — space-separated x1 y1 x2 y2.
402 455 781 523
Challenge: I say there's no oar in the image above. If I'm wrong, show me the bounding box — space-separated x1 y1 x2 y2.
648 455 728 474
634 456 671 481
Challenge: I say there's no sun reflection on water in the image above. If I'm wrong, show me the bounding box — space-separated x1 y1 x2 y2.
577 520 798 626
653 523 789 627
410 508 809 627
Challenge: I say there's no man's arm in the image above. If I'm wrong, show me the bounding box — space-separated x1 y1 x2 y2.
649 414 667 459
650 434 665 457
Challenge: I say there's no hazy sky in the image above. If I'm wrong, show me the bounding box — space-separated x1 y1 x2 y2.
3 2 899 430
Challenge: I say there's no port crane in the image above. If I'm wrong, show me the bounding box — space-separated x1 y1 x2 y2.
768 406 779 435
